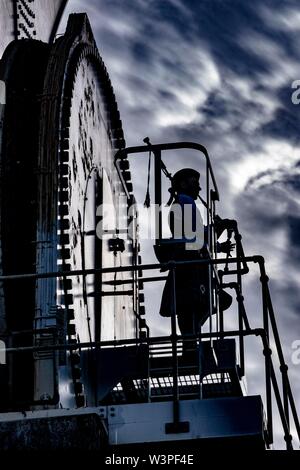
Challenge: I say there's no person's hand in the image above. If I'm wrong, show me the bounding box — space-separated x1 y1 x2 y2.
218 240 235 256
214 216 237 237
226 219 237 231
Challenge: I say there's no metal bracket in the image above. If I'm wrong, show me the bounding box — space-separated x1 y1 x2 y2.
108 237 125 253
165 421 190 434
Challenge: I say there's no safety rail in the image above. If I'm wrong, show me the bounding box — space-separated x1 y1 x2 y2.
114 141 249 357
0 256 299 449
114 141 219 252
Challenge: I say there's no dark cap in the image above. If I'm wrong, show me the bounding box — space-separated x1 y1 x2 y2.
172 168 200 190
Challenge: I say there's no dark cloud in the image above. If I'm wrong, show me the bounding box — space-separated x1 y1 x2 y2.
287 216 300 261
260 107 300 141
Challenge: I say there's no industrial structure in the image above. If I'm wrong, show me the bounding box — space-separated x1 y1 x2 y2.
0 0 299 451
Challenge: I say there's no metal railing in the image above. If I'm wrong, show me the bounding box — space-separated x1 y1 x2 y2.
0 255 299 449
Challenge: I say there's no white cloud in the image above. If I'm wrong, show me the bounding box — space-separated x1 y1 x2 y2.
239 30 299 88
229 140 300 192
260 4 300 33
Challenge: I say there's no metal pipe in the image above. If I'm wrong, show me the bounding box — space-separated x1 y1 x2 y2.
269 360 293 450
0 328 262 354
260 260 273 444
170 267 179 424
154 150 162 241
221 281 251 331
102 275 168 285
0 255 262 282
12 0 18 40
283 372 290 430
265 286 291 433
236 240 245 377
286 379 300 441
114 142 219 200
91 290 134 296
218 272 224 334
221 229 249 276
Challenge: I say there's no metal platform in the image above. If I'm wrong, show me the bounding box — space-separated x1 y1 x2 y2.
0 396 265 450
107 396 266 449
90 339 243 406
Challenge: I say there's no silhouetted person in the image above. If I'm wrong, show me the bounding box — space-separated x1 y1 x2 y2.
159 168 234 351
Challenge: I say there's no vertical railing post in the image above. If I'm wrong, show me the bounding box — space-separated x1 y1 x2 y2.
154 150 162 241
205 169 213 349
269 359 293 450
207 257 213 350
259 260 273 444
265 286 291 439
206 160 210 250
282 366 290 431
211 190 217 258
218 271 224 334
235 233 245 377
286 379 300 443
170 265 179 424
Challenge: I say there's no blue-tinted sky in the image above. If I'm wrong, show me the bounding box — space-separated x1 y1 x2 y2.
61 0 300 448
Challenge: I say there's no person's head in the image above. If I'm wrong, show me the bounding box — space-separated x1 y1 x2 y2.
172 168 201 200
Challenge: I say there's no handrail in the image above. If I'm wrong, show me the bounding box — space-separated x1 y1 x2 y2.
218 225 249 277
114 141 219 201
0 256 269 281
0 255 299 449
0 328 262 353
257 257 300 447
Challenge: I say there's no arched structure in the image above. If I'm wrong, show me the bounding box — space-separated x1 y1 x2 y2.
0 13 144 410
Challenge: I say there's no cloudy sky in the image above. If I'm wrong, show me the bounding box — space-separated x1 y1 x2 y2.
60 0 300 448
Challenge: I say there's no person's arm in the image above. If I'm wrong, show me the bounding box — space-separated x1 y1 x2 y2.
214 215 237 255
214 214 237 238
